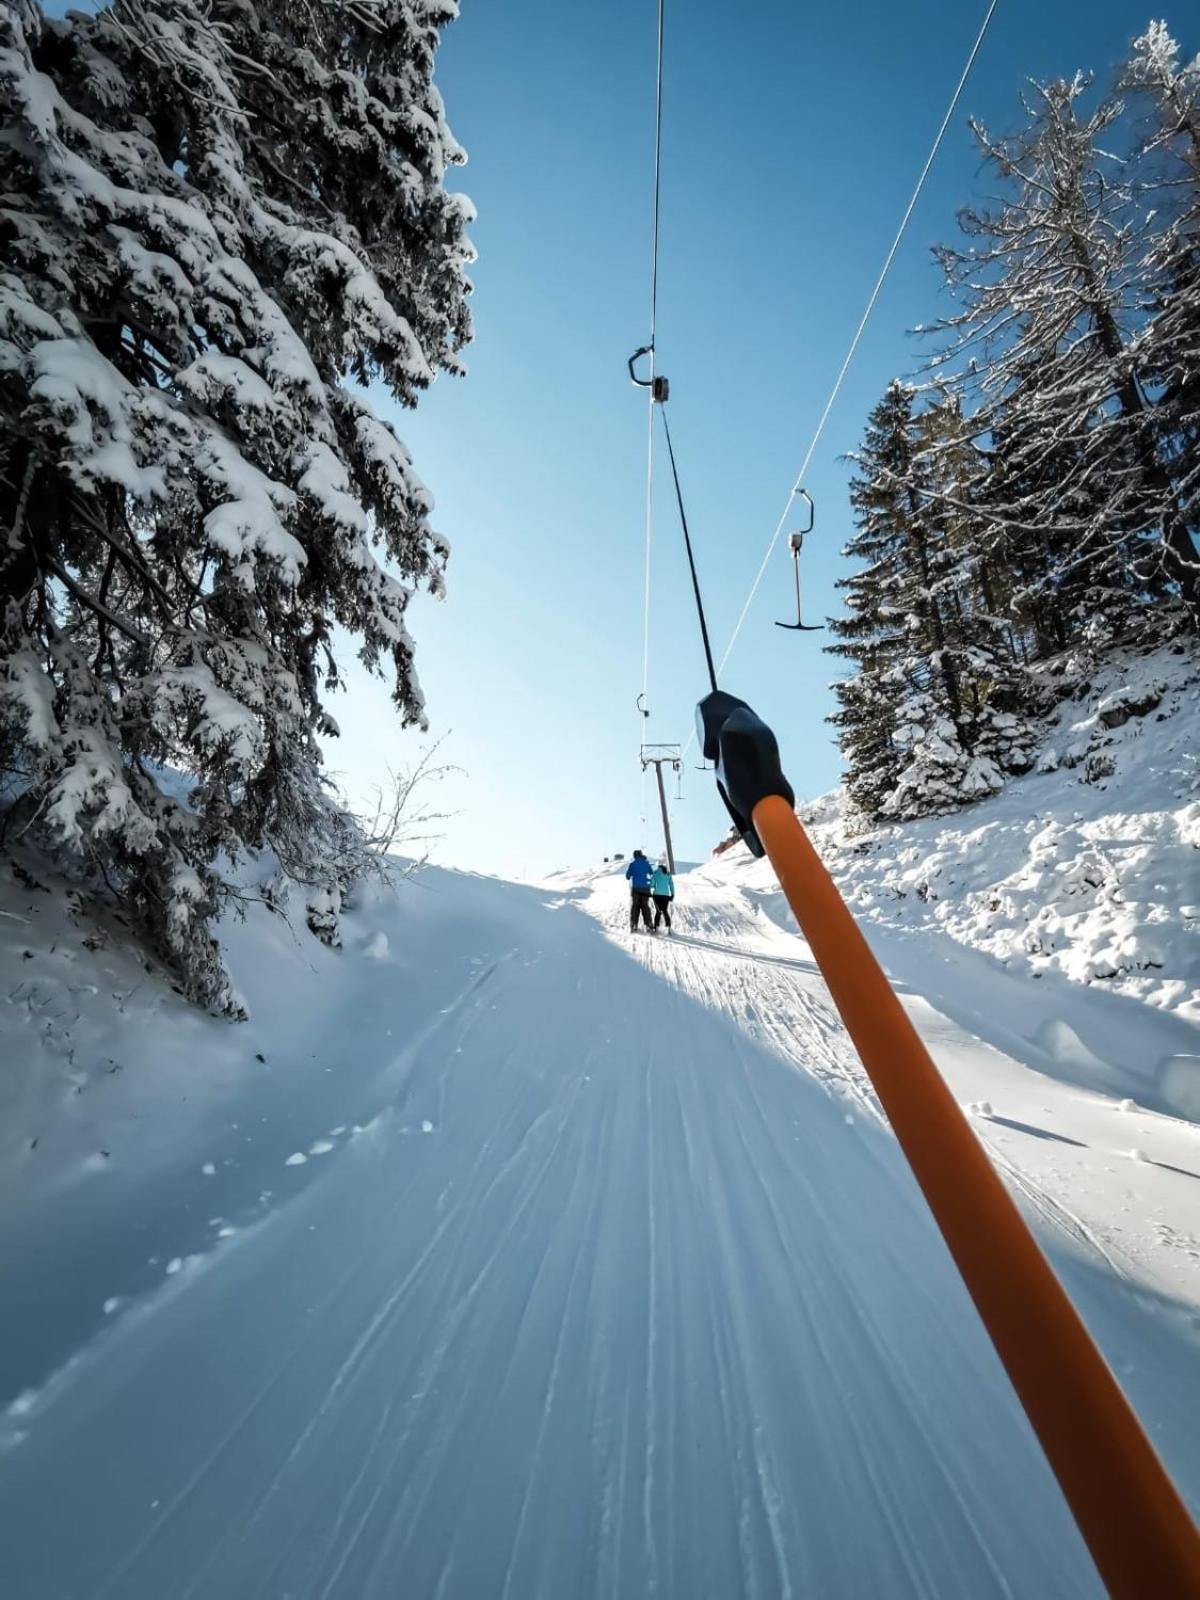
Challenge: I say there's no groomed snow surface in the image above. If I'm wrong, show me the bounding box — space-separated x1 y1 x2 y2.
2 669 1199 1595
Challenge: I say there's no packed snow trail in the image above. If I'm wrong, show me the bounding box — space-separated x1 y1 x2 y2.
2 866 1198 1597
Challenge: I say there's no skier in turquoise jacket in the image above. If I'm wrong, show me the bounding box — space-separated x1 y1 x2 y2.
650 862 675 933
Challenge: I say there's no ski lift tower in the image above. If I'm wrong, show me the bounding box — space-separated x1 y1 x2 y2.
640 743 682 875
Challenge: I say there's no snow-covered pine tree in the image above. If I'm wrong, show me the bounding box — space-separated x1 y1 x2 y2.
827 382 918 819
967 367 1095 658
933 75 1198 636
0 0 473 1009
906 395 1039 778
829 383 1034 822
1123 21 1200 608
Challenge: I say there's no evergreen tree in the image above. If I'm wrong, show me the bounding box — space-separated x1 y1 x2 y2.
967 371 1094 657
933 75 1198 632
831 33 1200 823
828 384 1034 822
1124 22 1200 603
0 1 473 1008
827 383 917 818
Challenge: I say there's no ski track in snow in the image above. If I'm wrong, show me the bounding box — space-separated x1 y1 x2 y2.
1 863 1198 1597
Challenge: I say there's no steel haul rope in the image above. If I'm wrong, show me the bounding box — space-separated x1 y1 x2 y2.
714 0 1002 683
659 406 717 696
638 0 666 734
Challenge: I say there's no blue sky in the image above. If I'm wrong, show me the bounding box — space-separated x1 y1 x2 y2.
106 0 1200 875
346 0 1194 877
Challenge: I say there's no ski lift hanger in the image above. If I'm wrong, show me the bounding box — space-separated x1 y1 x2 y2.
775 490 822 632
628 343 669 404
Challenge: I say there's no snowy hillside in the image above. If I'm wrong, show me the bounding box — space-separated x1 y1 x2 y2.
711 645 1199 1109
3 787 1199 1594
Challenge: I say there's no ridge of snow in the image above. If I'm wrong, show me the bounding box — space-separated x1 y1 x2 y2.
709 645 1199 1033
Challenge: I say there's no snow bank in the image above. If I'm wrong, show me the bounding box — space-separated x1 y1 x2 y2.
0 840 411 1196
705 646 1200 1090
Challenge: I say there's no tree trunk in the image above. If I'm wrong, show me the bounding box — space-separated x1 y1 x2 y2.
1080 256 1200 623
906 486 968 742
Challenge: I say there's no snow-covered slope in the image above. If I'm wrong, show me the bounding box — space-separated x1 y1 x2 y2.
713 645 1198 1107
1 770 1198 1595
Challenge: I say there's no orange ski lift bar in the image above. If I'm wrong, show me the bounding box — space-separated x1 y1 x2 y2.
697 688 1200 1600
775 490 822 633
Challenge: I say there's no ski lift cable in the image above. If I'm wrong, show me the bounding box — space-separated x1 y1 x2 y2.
706 0 1003 696
639 397 655 723
648 0 664 352
660 404 718 695
638 0 667 730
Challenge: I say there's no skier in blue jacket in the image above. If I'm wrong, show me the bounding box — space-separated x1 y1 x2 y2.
650 862 675 932
625 849 654 932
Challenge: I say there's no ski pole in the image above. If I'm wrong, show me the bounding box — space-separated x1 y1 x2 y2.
697 689 1200 1600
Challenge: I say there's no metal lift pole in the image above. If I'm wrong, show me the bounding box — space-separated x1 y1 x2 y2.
640 745 681 876
653 759 676 875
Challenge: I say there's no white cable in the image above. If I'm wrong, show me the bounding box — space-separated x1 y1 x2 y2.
649 0 664 354
638 0 666 746
640 390 655 729
712 0 1001 688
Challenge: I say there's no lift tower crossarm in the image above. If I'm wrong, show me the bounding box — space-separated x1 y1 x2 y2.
640 744 681 876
